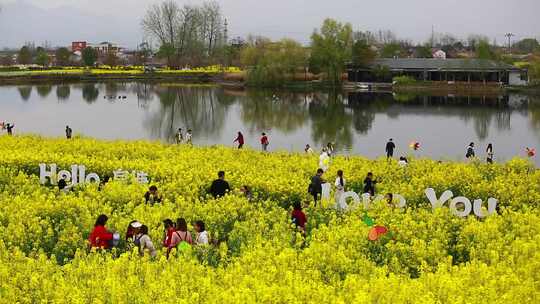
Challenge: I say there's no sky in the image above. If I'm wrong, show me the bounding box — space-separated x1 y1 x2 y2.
0 0 539 49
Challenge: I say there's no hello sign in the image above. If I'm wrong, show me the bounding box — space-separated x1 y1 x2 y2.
39 164 150 185
39 164 100 185
331 186 497 218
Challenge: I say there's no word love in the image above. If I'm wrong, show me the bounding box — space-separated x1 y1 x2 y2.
39 164 150 185
334 186 497 218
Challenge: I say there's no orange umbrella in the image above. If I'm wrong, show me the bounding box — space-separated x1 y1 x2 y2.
368 225 389 241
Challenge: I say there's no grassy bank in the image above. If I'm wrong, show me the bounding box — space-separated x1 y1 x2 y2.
0 66 241 85
0 135 539 302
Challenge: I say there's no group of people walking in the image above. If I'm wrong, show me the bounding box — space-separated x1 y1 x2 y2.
88 214 210 258
234 132 270 151
175 128 193 145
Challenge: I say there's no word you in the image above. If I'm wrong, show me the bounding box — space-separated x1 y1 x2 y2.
331 186 497 218
39 164 149 185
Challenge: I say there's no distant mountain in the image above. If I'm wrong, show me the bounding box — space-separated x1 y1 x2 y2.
0 0 142 48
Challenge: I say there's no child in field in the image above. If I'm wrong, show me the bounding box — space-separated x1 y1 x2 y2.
194 220 209 245
162 219 175 248
291 201 307 234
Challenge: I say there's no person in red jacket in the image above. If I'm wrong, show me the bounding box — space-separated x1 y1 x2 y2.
162 218 176 247
260 133 269 151
291 201 307 234
234 131 244 149
88 214 114 249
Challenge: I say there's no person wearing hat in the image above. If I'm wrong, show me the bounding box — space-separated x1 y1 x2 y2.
125 220 142 250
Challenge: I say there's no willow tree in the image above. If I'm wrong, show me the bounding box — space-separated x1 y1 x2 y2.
310 18 353 86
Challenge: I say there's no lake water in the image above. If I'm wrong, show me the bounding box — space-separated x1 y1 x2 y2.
1 82 540 165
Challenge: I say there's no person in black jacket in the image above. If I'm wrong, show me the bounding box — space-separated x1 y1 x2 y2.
385 138 396 159
363 172 378 196
144 185 163 204
308 169 325 206
210 171 231 198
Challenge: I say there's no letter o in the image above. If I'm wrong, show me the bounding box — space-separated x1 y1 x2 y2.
338 191 360 210
85 173 101 184
449 196 472 217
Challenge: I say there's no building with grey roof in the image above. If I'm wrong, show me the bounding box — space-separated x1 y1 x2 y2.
347 58 528 86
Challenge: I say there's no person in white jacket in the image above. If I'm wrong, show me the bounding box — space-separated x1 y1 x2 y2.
194 220 209 245
319 148 330 172
334 170 347 210
137 225 157 258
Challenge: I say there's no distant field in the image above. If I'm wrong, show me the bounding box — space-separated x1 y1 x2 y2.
0 66 242 77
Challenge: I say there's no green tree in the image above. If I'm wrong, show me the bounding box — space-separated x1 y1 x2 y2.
157 43 176 67
241 38 308 87
513 38 540 54
415 44 432 58
476 40 497 60
82 47 98 67
35 50 50 66
310 18 353 85
351 40 376 68
55 47 71 66
17 46 32 65
381 43 404 58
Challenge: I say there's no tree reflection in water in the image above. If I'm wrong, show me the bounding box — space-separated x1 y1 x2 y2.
36 85 53 98
56 85 70 102
17 86 32 101
145 86 230 142
81 84 99 104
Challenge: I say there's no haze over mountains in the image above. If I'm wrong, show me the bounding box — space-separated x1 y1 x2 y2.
0 0 539 49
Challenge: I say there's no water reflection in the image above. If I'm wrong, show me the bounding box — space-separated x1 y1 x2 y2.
18 86 32 101
56 85 70 101
145 86 231 141
2 82 540 164
36 85 52 98
82 84 99 104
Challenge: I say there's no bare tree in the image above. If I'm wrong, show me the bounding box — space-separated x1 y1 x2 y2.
141 0 179 47
141 0 227 66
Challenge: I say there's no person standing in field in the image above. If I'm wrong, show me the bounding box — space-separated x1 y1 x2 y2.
6 123 14 135
308 168 325 206
305 144 314 154
65 125 73 139
291 201 307 234
167 218 193 257
260 133 269 151
209 171 231 198
486 143 494 164
234 132 244 149
162 219 176 248
88 214 114 249
326 142 335 157
194 220 209 245
334 170 346 207
466 142 476 159
137 225 157 258
363 172 378 197
386 138 396 159
319 148 330 172
185 129 193 145
175 128 184 144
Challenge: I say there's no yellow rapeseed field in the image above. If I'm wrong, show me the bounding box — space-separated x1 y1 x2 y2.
0 135 539 303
